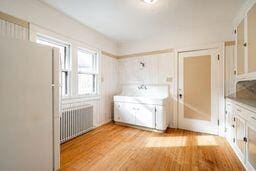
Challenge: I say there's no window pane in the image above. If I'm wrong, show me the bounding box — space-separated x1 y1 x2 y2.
78 74 95 95
78 50 95 72
62 71 68 96
37 38 67 70
36 36 71 97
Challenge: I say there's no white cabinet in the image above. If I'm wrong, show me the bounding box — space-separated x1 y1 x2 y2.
235 115 246 162
225 100 256 170
226 102 235 144
235 3 256 80
134 104 156 128
247 125 256 170
236 19 245 76
114 101 167 131
114 102 135 125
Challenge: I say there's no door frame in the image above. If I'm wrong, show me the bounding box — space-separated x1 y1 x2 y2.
172 43 225 136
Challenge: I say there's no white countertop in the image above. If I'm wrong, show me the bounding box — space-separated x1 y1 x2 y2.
226 96 256 113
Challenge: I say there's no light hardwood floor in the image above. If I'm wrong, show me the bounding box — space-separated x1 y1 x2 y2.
61 123 244 171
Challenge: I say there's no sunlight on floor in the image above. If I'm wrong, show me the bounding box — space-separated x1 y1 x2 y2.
145 135 218 148
145 136 187 147
196 135 218 146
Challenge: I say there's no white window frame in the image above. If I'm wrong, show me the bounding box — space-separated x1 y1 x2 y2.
36 34 72 97
77 47 99 97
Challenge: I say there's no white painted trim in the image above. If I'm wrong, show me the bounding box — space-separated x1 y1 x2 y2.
178 49 220 135
246 123 256 170
233 0 256 28
173 42 225 136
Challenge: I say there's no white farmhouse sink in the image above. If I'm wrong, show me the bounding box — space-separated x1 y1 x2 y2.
113 85 170 131
114 95 168 106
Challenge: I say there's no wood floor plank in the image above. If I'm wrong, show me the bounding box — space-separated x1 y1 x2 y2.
60 123 245 171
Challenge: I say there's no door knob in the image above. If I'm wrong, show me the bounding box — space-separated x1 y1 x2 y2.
179 94 183 99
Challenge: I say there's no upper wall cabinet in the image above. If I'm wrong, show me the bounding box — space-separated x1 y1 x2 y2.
247 4 256 74
236 19 245 76
236 3 256 80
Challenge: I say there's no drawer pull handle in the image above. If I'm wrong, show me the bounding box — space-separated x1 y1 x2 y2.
251 116 256 121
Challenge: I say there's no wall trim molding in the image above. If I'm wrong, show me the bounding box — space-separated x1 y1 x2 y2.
118 49 174 59
225 41 235 46
102 41 234 59
101 51 118 59
0 11 29 28
102 48 174 59
102 49 174 59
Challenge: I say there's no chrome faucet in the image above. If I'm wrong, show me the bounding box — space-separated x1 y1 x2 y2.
138 84 147 90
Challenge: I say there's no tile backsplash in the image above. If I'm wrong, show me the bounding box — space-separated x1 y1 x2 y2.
236 80 256 99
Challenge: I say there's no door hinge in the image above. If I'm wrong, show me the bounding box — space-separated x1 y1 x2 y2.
225 128 227 132
244 137 248 143
243 42 247 47
234 70 237 75
218 54 220 61
225 110 227 114
233 117 236 122
154 107 157 113
234 29 237 34
233 138 235 143
217 119 220 126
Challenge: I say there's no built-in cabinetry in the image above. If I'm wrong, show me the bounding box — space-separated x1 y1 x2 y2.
236 3 256 80
114 101 168 131
248 125 256 169
226 100 256 170
114 102 156 128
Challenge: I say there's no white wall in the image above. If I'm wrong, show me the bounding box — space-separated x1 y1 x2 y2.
100 55 119 125
0 0 118 54
118 52 175 127
118 53 174 85
0 0 119 127
118 24 234 55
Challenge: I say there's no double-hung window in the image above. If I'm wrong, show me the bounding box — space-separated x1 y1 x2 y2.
77 48 98 96
36 35 71 97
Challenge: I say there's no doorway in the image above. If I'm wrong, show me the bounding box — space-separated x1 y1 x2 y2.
178 49 220 135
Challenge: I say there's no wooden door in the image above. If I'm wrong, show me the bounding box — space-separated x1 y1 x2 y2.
178 49 219 135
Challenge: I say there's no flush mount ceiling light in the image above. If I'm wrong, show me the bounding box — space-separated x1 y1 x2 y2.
143 0 158 4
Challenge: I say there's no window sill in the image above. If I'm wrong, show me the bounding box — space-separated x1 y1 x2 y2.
61 95 100 104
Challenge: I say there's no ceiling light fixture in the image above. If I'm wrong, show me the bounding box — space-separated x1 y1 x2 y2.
143 0 158 4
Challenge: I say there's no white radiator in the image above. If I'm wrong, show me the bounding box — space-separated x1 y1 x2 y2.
60 105 93 143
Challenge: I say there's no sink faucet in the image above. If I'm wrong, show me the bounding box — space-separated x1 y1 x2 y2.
138 84 147 90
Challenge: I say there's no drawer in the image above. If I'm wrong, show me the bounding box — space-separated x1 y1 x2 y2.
226 101 233 112
247 111 256 127
234 105 256 127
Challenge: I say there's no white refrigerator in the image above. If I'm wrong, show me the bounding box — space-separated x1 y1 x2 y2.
0 37 60 171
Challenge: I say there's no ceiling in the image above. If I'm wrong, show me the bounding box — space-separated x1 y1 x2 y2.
40 0 245 44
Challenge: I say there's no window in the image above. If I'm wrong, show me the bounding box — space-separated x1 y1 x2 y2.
36 35 71 96
77 48 98 95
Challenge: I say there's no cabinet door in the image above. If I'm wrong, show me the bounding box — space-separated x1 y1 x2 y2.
247 3 256 74
235 115 246 161
135 104 155 128
236 19 245 75
248 125 256 170
114 102 121 122
119 103 136 125
226 110 235 144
